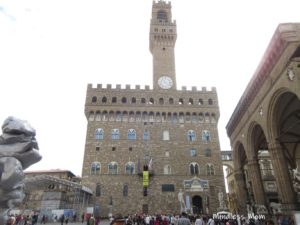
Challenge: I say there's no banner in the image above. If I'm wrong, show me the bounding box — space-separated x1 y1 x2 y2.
143 171 149 187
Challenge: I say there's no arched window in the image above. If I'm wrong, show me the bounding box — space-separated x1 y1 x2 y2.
172 113 178 123
159 98 164 105
102 97 107 103
211 113 217 123
128 129 136 140
187 130 196 141
202 130 211 142
186 112 191 122
156 112 161 122
109 111 115 121
179 112 184 123
91 162 101 175
95 111 101 121
188 98 193 105
191 113 198 123
123 184 128 197
102 111 108 121
190 163 199 175
108 162 118 174
131 97 136 104
96 183 101 196
92 96 97 103
208 98 213 105
129 111 135 122
116 111 122 121
122 111 128 121
141 98 146 104
111 129 119 140
205 113 210 123
136 111 141 122
142 111 148 122
199 113 204 123
112 97 117 103
143 130 150 140
149 98 154 104
149 112 155 122
169 98 174 104
179 98 184 105
198 99 203 105
95 128 104 140
206 163 215 175
122 97 127 103
89 111 95 121
204 148 211 157
162 112 167 122
163 130 170 140
125 162 135 175
164 165 171 175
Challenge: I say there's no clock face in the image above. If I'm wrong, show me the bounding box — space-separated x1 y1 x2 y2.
158 76 173 89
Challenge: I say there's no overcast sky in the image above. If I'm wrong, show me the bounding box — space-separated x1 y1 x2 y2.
1 0 300 176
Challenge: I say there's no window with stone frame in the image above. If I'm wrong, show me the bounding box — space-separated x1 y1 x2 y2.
92 96 97 103
190 162 199 175
108 162 118 174
187 130 196 141
202 130 211 142
111 129 120 140
95 128 104 140
143 130 150 140
206 163 215 175
125 162 135 175
91 162 101 175
128 129 136 140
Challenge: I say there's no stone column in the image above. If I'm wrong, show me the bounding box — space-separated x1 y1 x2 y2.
247 159 266 205
268 141 295 211
233 169 248 214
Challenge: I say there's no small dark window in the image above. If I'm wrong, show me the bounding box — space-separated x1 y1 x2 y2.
102 97 107 103
123 184 128 197
132 98 136 103
141 98 146 104
205 148 211 157
159 98 164 105
208 99 213 105
122 97 127 103
169 98 174 104
96 147 100 151
96 183 101 197
129 147 133 151
112 147 116 151
112 97 117 103
179 98 184 105
198 99 203 105
92 96 97 103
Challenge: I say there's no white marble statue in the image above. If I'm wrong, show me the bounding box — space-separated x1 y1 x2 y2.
178 189 186 212
218 190 225 209
0 117 42 224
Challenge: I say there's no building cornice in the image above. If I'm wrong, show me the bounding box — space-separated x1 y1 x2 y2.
226 23 300 137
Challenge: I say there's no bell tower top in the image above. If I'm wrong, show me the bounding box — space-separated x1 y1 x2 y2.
150 1 177 90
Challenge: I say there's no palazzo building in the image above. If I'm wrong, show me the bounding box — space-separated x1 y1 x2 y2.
226 23 300 215
82 1 225 216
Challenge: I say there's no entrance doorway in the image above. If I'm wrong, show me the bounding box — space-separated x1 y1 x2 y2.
192 195 202 214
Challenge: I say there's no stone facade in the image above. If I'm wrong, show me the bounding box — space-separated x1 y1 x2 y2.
226 23 300 215
82 1 225 217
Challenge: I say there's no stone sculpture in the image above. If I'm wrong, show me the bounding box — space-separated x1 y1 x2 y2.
178 189 186 212
0 117 42 224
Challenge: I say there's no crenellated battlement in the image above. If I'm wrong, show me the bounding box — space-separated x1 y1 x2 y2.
87 83 216 93
153 0 171 8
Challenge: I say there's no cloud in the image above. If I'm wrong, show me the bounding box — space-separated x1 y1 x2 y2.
0 5 16 21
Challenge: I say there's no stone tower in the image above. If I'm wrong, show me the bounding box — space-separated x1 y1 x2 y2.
82 0 225 216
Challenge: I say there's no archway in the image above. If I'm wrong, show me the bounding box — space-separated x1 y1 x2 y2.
269 91 300 206
192 195 202 214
